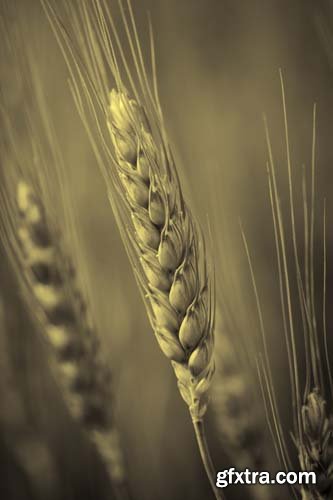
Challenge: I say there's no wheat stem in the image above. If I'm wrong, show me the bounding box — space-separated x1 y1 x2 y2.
193 420 223 500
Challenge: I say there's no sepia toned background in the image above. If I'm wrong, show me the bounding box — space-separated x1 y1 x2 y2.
1 1 333 499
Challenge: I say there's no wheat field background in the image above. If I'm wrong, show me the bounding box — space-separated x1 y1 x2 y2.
1 1 333 500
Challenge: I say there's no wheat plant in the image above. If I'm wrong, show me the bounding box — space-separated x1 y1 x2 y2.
41 0 220 497
0 38 130 498
248 75 333 499
299 389 333 499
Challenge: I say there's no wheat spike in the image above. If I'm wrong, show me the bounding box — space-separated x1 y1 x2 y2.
13 179 126 490
107 91 222 500
44 0 215 422
108 90 215 423
298 389 333 499
41 2 220 496
42 0 215 425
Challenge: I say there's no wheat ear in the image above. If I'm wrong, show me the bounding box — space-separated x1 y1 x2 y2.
0 16 130 492
13 180 128 499
107 90 219 498
108 89 215 421
41 1 219 495
298 389 333 499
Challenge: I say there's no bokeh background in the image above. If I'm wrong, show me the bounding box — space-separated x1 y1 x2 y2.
1 1 333 499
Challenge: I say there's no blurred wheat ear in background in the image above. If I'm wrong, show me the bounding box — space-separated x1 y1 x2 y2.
0 24 130 497
12 180 128 498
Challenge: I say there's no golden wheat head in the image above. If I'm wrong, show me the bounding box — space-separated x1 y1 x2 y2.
299 389 333 499
40 1 221 496
107 90 215 422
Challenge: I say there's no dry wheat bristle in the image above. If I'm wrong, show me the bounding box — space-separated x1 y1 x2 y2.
14 179 126 485
107 90 215 422
299 389 333 499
